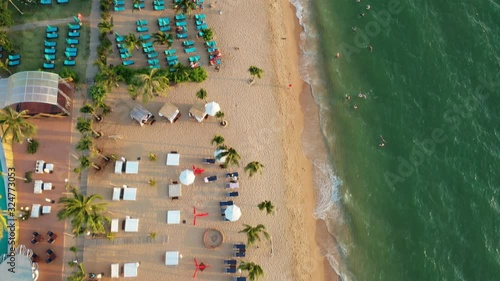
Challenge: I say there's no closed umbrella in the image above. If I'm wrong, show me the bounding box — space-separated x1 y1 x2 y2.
179 169 195 185
205 102 221 116
214 149 227 163
224 205 241 222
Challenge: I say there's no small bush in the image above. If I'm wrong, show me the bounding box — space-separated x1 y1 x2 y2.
70 246 78 253
27 139 39 154
148 179 156 186
201 28 214 41
88 84 107 104
24 171 32 183
60 68 80 83
189 67 208 82
114 65 136 84
148 152 157 161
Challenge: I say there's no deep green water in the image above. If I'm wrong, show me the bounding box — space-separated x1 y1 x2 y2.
299 0 500 280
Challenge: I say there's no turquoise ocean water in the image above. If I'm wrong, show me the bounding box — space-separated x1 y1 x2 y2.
291 0 500 280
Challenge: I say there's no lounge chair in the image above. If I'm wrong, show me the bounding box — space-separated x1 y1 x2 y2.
202 158 215 164
226 172 239 178
122 60 135 66
233 244 246 250
136 19 148 26
46 249 54 255
167 60 178 66
204 175 217 183
158 18 169 26
44 48 56 54
175 21 187 27
183 40 194 47
111 264 119 278
219 200 234 207
226 191 238 197
233 252 245 258
44 54 56 60
65 51 77 58
184 47 196 53
149 64 160 69
164 49 176 56
40 0 52 4
194 14 206 20
43 63 55 69
133 3 145 9
119 48 129 54
233 277 247 281
166 55 178 62
147 52 158 59
114 6 125 12
197 31 204 38
226 182 239 189
120 53 132 59
64 60 76 66
189 55 201 63
8 54 21 60
143 46 155 53
46 33 58 39
56 0 68 3
159 26 171 32
176 33 188 39
139 34 151 41
175 13 186 21
46 257 55 264
224 267 237 274
68 23 81 30
154 5 164 10
137 26 149 32
148 59 159 65
65 47 78 53
46 26 58 33
154 0 164 5
196 24 208 31
66 38 79 45
68 31 80 37
114 0 124 4
142 41 153 48
224 259 237 265
115 35 125 43
206 41 217 48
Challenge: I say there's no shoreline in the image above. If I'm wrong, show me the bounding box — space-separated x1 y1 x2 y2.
271 1 340 280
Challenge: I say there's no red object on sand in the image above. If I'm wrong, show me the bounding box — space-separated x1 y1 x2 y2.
193 258 211 278
193 207 208 226
192 166 205 175
289 84 293 89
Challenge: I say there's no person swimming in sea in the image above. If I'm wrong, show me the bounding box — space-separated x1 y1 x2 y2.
345 94 351 101
366 5 371 10
379 135 386 147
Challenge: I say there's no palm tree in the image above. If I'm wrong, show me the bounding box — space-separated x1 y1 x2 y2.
76 135 94 152
75 155 101 172
248 66 264 83
169 63 190 84
0 208 8 240
80 103 102 121
218 147 240 167
239 224 270 247
201 28 213 41
244 161 264 177
57 188 108 235
211 134 224 146
195 88 207 102
258 201 275 215
175 0 197 15
0 59 11 75
0 107 36 144
133 68 169 103
124 33 140 53
95 65 124 92
238 261 264 281
153 31 173 47
68 263 86 281
215 111 226 126
97 20 113 34
76 117 102 138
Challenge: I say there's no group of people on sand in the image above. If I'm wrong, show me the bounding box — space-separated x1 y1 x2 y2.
209 50 222 66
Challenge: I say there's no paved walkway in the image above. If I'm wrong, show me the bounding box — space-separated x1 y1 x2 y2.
6 17 75 32
84 235 169 247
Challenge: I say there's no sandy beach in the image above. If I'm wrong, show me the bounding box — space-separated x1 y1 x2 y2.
76 0 335 280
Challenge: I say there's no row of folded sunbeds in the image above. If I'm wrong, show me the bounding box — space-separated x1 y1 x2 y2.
40 0 68 4
43 21 81 69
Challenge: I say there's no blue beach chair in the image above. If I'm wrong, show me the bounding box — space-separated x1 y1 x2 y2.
196 24 208 31
166 55 178 62
158 18 169 26
114 0 124 4
176 33 188 39
44 40 57 47
46 33 58 39
68 23 81 30
8 54 21 60
114 6 125 12
142 41 153 48
8 60 20 66
167 60 178 66
64 60 76 66
65 51 77 58
205 41 216 48
66 38 79 45
137 26 149 32
68 31 80 37
143 46 155 53
40 0 52 4
139 34 151 41
43 62 55 69
120 53 132 59
44 54 56 61
44 48 56 54
149 64 160 69
122 60 135 66
175 21 187 27
159 26 171 32
65 47 78 53
133 3 145 9
154 5 164 10
175 13 186 21
189 55 200 62
194 14 206 20
46 26 58 33
164 49 176 56
57 0 68 3
184 47 196 53
183 40 194 47
136 19 148 26
147 52 159 59
148 59 159 65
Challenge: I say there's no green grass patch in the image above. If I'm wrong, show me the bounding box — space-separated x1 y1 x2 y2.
8 23 90 79
9 0 91 24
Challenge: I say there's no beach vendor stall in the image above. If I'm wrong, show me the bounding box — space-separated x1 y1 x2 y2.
158 102 180 123
130 104 155 126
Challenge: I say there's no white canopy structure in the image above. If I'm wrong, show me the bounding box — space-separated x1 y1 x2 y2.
214 149 227 163
124 217 139 232
165 251 179 265
123 262 139 277
130 104 154 126
205 101 221 116
224 205 242 221
122 188 137 200
0 245 39 281
158 102 180 123
179 169 195 185
189 103 207 122
0 71 72 115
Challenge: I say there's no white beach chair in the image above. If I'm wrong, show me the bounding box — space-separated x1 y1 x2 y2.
111 263 119 278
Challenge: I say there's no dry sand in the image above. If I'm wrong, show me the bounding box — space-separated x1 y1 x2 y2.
81 0 334 280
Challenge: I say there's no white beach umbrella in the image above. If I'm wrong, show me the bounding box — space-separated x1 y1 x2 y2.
224 205 242 222
179 169 195 185
214 149 227 163
205 101 221 116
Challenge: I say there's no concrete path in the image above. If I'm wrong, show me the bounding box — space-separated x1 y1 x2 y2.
84 0 101 81
6 17 74 32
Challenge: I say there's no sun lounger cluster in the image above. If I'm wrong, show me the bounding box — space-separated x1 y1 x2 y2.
112 185 138 201
133 0 145 10
175 13 188 39
114 0 125 12
7 53 21 67
158 17 171 32
64 18 81 66
115 33 135 66
153 0 165 10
